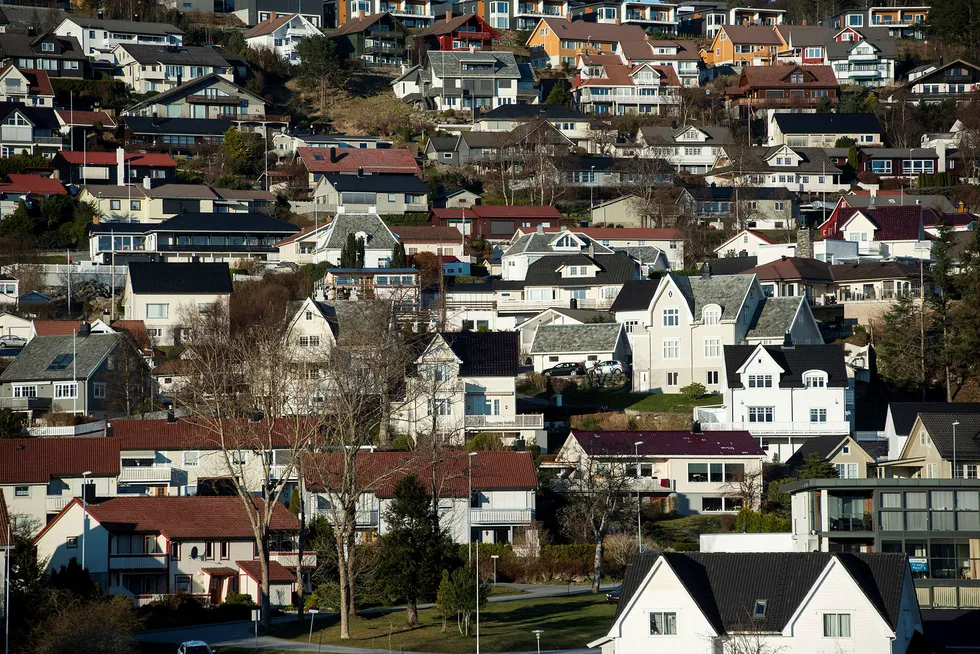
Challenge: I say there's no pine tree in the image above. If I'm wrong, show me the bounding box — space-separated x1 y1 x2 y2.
355 237 365 268
545 79 572 107
929 225 955 400
340 233 358 268
288 488 301 516
391 242 407 268
798 452 838 480
877 292 932 393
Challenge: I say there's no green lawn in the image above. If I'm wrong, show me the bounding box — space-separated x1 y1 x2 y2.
646 514 725 546
487 584 526 596
269 594 614 653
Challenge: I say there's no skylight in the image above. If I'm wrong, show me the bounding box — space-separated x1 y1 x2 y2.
47 354 74 370
753 600 768 618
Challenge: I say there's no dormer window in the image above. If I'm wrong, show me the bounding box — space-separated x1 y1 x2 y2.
564 265 592 277
554 235 579 249
804 373 827 388
753 600 768 618
41 42 55 52
790 72 804 83
702 305 720 325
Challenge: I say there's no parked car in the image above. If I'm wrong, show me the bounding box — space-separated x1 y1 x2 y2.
593 360 627 375
606 585 622 603
177 642 213 654
543 362 586 377
0 335 26 348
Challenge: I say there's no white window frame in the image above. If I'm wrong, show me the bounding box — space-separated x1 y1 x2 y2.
54 382 77 399
662 338 680 360
662 307 679 327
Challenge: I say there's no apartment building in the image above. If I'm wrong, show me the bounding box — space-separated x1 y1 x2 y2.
330 12 411 67
337 0 434 28
617 38 702 87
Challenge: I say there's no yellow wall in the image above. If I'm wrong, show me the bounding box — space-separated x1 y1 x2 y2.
703 26 776 66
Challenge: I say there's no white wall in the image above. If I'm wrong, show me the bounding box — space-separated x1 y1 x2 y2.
699 532 794 552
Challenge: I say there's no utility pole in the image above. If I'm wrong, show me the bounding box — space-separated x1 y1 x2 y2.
919 258 926 401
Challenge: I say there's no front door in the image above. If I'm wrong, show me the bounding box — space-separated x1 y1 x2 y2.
209 576 224 605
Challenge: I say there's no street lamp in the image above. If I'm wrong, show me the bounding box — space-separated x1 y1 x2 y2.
589 165 596 211
532 629 544 654
468 452 478 561
634 441 643 553
953 421 960 479
491 554 499 584
476 533 481 654
81 471 92 570
308 608 319 642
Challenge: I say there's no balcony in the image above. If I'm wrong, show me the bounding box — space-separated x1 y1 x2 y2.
0 396 52 411
828 512 874 532
470 508 533 524
356 509 379 526
109 554 168 570
694 405 850 436
496 298 615 312
186 94 239 105
269 552 317 567
365 42 403 53
631 477 676 493
46 495 73 513
119 466 172 483
269 464 297 480
464 413 544 430
35 136 63 146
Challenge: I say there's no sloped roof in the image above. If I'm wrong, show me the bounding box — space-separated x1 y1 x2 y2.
123 74 264 114
535 226 683 240
298 147 420 175
439 331 519 376
332 11 394 36
32 320 82 336
111 417 317 450
0 333 122 383
56 109 116 127
887 402 980 437
774 24 836 47
0 66 53 96
825 32 898 59
321 212 397 251
0 436 120 483
57 150 174 167
738 64 838 88
834 206 934 241
773 112 882 134
524 253 638 286
639 124 731 145
702 257 759 276
477 104 586 121
416 12 497 37
721 25 784 44
1 174 65 195
321 173 427 193
538 17 647 42
671 273 755 321
784 434 880 467
242 14 294 38
505 232 614 256
237 559 295 582
616 552 908 633
427 50 521 79
618 38 701 61
390 225 462 243
917 413 980 460
570 429 764 457
117 44 231 67
530 323 623 354
829 261 922 282
747 256 834 282
124 117 233 136
154 212 300 234
609 279 657 312
64 16 183 35
127 262 233 295
745 297 808 340
724 343 849 389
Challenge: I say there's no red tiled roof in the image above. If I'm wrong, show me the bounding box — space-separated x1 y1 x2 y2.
835 206 938 241
276 222 329 247
242 14 293 38
539 17 647 43
305 450 537 497
571 430 765 456
0 494 10 548
0 437 120 484
390 225 463 243
297 147 420 175
56 151 176 167
151 359 195 376
110 319 152 352
1 174 66 196
33 320 80 336
84 496 299 538
737 65 838 89
237 559 295 582
536 226 683 239
746 256 834 282
56 110 117 128
202 566 238 576
15 68 53 96
110 417 317 450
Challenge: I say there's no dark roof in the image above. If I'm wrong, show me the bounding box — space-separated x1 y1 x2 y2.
0 32 84 60
571 430 764 457
887 402 980 437
0 333 123 383
702 257 759 275
118 44 231 67
524 253 638 287
124 116 233 136
829 261 922 282
833 206 934 241
773 113 883 134
617 552 908 633
0 101 59 130
784 434 880 466
724 344 849 389
0 437 120 484
747 256 834 283
477 104 588 121
332 11 401 36
918 413 980 460
154 213 301 234
609 279 657 312
322 173 428 193
123 74 263 113
128 262 233 295
439 331 519 376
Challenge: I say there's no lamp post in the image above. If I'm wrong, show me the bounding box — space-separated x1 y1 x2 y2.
476 534 481 654
491 554 499 584
590 165 596 211
532 629 543 654
953 421 960 479
308 608 319 642
634 441 643 553
468 452 478 561
81 471 92 570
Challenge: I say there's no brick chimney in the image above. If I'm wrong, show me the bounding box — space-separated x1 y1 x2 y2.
358 9 365 18
329 146 337 163
445 10 451 21
797 227 813 259
270 11 277 20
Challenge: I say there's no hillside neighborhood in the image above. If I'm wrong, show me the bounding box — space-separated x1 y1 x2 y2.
1 0 980 652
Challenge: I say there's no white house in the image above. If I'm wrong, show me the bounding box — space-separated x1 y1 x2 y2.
713 229 779 259
392 51 537 111
515 226 685 270
123 262 233 346
55 17 183 61
635 124 732 175
33 496 305 606
705 145 848 195
243 14 322 64
0 66 54 107
516 307 613 360
112 44 233 94
825 207 933 261
306 450 537 545
545 429 766 515
694 343 853 462
314 210 399 269
529 322 630 373
591 551 922 654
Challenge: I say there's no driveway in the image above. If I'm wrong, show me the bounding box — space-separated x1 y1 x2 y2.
138 583 605 654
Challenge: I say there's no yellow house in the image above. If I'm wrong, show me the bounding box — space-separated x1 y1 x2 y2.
526 17 646 68
702 24 782 66
869 5 928 27
786 434 882 479
882 413 980 480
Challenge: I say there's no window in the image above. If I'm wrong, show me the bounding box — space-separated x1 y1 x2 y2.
662 339 679 359
13 385 36 398
183 451 199 467
428 398 451 416
219 541 229 560
666 372 678 386
707 370 719 385
748 375 773 388
748 407 774 423
823 614 851 638
54 382 77 399
146 304 169 319
703 307 720 325
870 160 892 174
298 335 321 347
662 308 679 327
41 42 54 52
93 382 106 399
171 542 181 561
624 320 639 334
957 464 979 480
836 463 859 479
703 338 721 358
804 47 822 59
688 463 708 482
810 408 827 423
110 199 121 210
804 373 826 388
67 536 78 548
175 575 191 592
649 612 676 635
204 542 214 560
231 451 247 466
14 486 28 497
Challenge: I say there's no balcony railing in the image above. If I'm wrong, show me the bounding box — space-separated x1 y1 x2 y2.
109 554 168 570
46 495 73 513
269 464 297 480
0 397 52 411
828 512 874 532
694 405 850 436
119 466 172 483
464 413 544 430
186 94 239 105
496 298 615 312
269 552 317 567
631 477 676 492
470 508 532 524
356 509 379 526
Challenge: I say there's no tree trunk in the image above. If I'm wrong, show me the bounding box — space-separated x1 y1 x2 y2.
406 600 419 627
260 544 272 629
295 467 306 620
338 560 352 639
591 537 604 593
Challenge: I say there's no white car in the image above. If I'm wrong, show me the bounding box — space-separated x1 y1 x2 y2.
593 360 627 375
0 335 26 348
177 642 213 654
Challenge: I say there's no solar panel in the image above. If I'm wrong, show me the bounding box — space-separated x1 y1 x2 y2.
47 353 74 370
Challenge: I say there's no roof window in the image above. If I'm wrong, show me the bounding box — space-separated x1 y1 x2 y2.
753 600 768 618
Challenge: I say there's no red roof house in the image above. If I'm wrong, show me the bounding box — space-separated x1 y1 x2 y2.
429 205 563 239
297 147 420 177
0 174 66 196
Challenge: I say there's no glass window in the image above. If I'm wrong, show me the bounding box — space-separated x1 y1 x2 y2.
702 497 724 512
662 308 679 326
932 491 955 510
957 491 979 511
748 407 774 423
649 612 676 635
823 614 851 638
725 463 745 482
146 304 169 319
906 492 927 509
183 451 199 467
709 463 723 483
906 512 929 530
879 511 904 531
662 339 679 359
688 463 708 483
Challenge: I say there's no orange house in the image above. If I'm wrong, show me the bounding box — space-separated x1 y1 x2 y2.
702 25 782 66
526 17 646 68
869 6 928 27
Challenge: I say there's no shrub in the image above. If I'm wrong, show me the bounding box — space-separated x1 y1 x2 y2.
680 382 706 400
734 507 791 533
223 592 254 606
578 415 604 431
526 371 547 391
549 377 578 395
305 583 340 611
857 171 880 184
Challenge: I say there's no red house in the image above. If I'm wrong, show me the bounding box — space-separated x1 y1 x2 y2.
429 205 562 239
416 13 499 52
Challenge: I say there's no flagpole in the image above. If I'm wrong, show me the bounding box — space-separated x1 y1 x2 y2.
4 518 10 654
66 249 71 316
72 328 77 414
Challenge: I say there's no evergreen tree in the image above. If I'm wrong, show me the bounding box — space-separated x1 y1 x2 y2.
391 242 407 268
545 79 572 107
373 474 457 627
221 127 253 175
847 144 859 170
355 237 366 268
949 229 980 393
798 452 838 480
929 225 956 400
340 233 359 268
876 292 931 393
288 488 302 516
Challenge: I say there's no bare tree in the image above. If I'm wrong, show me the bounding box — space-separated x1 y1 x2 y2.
102 334 153 417
722 468 763 511
618 157 678 228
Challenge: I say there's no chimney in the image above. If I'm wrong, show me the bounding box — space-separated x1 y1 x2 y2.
27 25 35 37
445 10 451 21
105 421 114 437
615 18 620 24
329 146 336 163
359 9 365 18
670 119 677 130
116 147 126 187
936 142 947 173
166 407 177 423
357 166 364 177
797 227 814 259
701 261 711 278
536 224 544 233
97 9 103 19
133 12 140 21
780 255 787 261
77 321 90 337
143 176 151 189
270 11 277 19
692 420 702 434
782 331 794 348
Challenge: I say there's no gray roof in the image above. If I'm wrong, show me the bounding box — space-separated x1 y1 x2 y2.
918 413 980 460
617 246 666 264
530 323 623 354
64 16 184 35
0 32 84 59
785 434 883 466
128 262 233 295
837 194 955 212
745 296 805 339
616 552 908 633
670 273 754 321
426 50 521 79
548 307 613 322
640 124 731 145
773 113 882 134
322 213 397 252
710 146 840 176
0 333 120 382
724 343 848 389
887 402 980 437
505 232 615 257
523 253 639 287
826 35 898 59
0 6 66 29
774 25 836 47
864 148 937 159
459 131 502 148
123 74 262 115
426 136 458 153
118 44 231 67
609 279 657 312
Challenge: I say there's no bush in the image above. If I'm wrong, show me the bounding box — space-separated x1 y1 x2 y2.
305 583 340 611
733 507 791 533
223 592 254 606
578 415 604 431
525 371 547 391
549 377 578 395
454 275 486 283
857 171 880 184
680 382 706 400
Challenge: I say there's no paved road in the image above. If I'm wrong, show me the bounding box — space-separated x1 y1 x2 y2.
138 584 607 654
